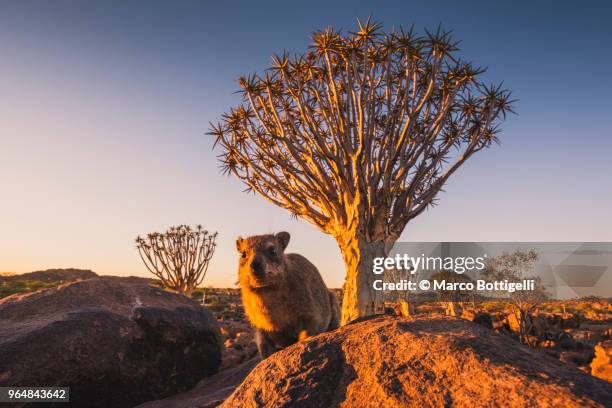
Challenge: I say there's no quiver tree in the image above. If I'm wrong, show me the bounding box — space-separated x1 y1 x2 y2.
209 18 514 324
482 249 547 345
135 225 217 296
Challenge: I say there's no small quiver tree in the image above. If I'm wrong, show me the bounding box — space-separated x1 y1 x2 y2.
482 249 548 345
135 225 218 296
210 19 514 324
382 267 411 303
380 267 414 316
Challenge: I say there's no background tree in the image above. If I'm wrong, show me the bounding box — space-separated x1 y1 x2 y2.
482 249 548 344
382 266 412 304
381 264 423 316
136 225 217 296
210 18 514 324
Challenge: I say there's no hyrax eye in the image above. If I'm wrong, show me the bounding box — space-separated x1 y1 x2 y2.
268 248 277 256
241 251 247 259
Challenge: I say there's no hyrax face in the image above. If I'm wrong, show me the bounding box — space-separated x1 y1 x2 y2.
236 232 291 289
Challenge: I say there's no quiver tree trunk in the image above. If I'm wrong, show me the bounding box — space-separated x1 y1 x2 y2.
339 237 388 325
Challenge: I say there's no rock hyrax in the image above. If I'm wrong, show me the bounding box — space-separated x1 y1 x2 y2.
236 231 340 358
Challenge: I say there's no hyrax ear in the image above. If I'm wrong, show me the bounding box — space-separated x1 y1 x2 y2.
276 231 290 250
236 236 244 252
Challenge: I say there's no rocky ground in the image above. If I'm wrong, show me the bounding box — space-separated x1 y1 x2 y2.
204 288 612 384
223 315 612 407
459 302 612 382
204 290 258 370
1 272 610 407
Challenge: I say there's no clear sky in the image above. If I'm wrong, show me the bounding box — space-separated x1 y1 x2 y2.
1 1 611 288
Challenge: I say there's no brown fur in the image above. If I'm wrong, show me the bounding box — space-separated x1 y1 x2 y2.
236 232 340 358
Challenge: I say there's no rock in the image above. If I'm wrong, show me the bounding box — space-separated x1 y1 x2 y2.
136 357 260 408
218 320 249 340
222 349 244 370
581 324 611 343
546 314 563 332
223 316 612 407
591 340 612 382
460 309 475 321
472 311 494 330
217 319 256 370
585 310 609 322
444 302 462 317
531 315 549 338
0 278 222 407
573 330 595 342
494 325 512 337
560 350 594 368
562 313 581 329
544 348 562 360
538 339 557 348
506 312 521 333
558 332 576 350
0 268 98 283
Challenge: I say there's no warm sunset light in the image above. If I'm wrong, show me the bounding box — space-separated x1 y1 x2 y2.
0 2 610 407
1 2 611 290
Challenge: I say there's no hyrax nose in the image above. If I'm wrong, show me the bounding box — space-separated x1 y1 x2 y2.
251 258 264 277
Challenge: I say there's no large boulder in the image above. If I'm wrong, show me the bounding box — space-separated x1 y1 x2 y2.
223 315 611 407
0 278 222 407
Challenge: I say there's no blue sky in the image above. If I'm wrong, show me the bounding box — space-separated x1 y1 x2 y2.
1 1 611 287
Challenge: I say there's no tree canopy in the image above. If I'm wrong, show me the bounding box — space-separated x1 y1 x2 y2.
209 18 514 244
